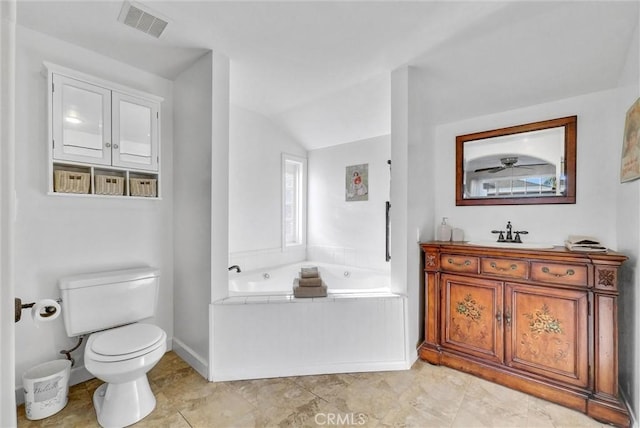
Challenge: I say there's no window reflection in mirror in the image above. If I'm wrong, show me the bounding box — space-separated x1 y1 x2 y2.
456 116 576 206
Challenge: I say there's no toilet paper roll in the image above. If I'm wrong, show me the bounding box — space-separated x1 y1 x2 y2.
31 299 61 324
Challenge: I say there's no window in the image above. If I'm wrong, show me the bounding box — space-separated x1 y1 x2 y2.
482 174 557 197
282 154 306 248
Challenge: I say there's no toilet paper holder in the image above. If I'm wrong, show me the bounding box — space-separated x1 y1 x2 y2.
14 297 61 323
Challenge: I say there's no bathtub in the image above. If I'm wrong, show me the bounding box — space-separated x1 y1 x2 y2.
228 261 391 296
212 261 408 381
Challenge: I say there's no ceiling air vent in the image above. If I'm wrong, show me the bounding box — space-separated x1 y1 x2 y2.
118 1 169 38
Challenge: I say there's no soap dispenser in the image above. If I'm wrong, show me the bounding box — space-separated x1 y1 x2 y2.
438 217 452 241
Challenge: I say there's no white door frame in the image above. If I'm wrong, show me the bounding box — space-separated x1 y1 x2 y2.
1 0 17 426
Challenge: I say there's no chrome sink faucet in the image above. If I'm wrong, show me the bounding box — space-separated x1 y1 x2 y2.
492 221 528 243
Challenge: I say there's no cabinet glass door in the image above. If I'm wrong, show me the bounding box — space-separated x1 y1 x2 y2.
505 283 588 388
112 93 159 171
52 75 111 165
441 274 504 364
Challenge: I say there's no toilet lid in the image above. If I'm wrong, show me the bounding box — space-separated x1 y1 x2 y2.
91 323 164 356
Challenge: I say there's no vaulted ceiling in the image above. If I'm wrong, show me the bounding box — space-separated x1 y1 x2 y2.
17 1 639 149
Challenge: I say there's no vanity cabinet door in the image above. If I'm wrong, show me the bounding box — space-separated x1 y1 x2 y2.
112 92 159 171
505 282 589 388
52 74 112 165
441 274 504 364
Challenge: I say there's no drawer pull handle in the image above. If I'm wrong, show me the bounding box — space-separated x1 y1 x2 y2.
541 266 575 277
490 262 517 272
496 311 502 323
447 258 471 267
505 311 511 326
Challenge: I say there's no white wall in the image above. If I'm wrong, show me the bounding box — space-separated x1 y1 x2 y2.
209 52 231 380
391 66 433 360
307 135 391 271
228 105 306 271
172 52 214 377
616 10 640 424
14 26 174 390
1 0 17 424
433 88 625 248
172 51 230 379
617 89 640 426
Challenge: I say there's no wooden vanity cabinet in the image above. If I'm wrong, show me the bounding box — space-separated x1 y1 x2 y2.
420 242 629 427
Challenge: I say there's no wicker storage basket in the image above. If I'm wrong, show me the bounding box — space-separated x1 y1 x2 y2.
53 170 90 194
95 175 125 195
130 178 157 197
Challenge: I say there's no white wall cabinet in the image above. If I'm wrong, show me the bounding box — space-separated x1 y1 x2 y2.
46 62 162 198
52 74 112 166
111 92 159 171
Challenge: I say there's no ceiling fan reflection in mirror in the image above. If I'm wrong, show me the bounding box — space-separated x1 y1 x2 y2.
474 156 546 173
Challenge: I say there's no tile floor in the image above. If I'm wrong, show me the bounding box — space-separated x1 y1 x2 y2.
17 351 610 427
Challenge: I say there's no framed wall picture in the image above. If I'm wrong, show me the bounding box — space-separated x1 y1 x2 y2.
621 97 640 183
346 163 368 201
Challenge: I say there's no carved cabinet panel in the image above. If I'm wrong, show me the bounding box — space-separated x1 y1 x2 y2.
505 283 588 388
420 242 629 427
441 274 503 363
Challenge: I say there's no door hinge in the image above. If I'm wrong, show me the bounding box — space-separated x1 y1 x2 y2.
52 139 55 149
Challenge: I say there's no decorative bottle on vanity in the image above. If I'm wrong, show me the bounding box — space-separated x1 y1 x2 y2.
438 217 452 241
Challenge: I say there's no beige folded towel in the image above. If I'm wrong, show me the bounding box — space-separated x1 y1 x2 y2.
300 267 319 278
298 276 322 287
293 284 327 298
293 278 323 288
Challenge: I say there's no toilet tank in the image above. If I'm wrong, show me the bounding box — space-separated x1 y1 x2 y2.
59 267 160 336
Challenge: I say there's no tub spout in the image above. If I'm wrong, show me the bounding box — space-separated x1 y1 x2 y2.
228 265 241 273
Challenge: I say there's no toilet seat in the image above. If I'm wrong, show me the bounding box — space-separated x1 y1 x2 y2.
88 323 165 362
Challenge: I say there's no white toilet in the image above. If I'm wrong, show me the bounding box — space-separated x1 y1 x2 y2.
59 267 167 428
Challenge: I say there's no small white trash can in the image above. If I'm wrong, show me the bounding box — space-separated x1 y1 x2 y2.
22 359 71 420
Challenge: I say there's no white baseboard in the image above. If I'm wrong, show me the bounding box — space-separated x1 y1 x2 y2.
407 346 418 367
210 359 412 382
172 337 208 380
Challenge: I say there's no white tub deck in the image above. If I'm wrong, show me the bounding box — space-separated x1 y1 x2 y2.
228 261 391 296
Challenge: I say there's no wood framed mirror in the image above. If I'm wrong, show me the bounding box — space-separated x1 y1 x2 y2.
456 116 576 206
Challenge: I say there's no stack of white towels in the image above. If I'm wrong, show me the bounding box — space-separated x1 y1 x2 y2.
293 266 327 298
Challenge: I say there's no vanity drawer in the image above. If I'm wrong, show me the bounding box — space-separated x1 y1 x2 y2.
481 257 528 279
441 254 479 274
530 262 588 286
